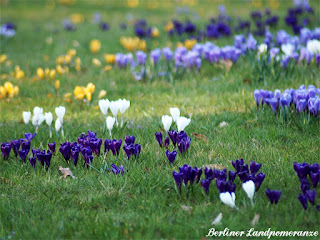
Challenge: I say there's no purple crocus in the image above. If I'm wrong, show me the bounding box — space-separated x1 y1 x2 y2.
164 137 170 148
162 47 173 61
250 160 262 175
110 139 122 156
205 167 214 180
29 157 36 168
1 142 11 159
173 171 183 191
298 193 308 210
201 178 211 194
124 135 135 145
107 164 126 175
265 189 281 204
11 139 21 157
150 49 161 65
18 149 28 163
214 169 227 181
266 98 279 114
300 178 310 194
296 99 308 112
90 138 102 156
168 130 178 146
81 147 93 168
104 139 112 153
310 171 319 188
71 145 80 167
155 132 163 147
305 190 316 205
100 22 110 31
255 172 265 191
228 171 237 183
216 179 236 193
59 142 71 163
136 51 147 65
48 142 56 153
254 89 260 109
166 150 177 164
177 136 191 154
25 133 36 142
36 150 52 168
293 162 310 179
21 140 31 153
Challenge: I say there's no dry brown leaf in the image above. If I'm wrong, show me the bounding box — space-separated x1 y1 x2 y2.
58 166 77 179
192 133 207 142
218 60 233 72
251 214 260 226
145 167 150 173
181 205 193 212
204 164 226 170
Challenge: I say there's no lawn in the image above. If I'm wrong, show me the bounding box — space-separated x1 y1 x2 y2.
0 0 319 239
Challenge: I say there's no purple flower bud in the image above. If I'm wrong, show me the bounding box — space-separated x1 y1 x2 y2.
265 189 281 204
59 142 71 163
48 142 56 153
166 150 177 164
124 135 135 145
107 164 126 175
306 190 316 205
250 160 262 175
164 137 170 148
18 149 28 163
1 142 11 159
25 133 36 142
298 193 308 210
155 132 163 147
201 178 211 194
29 157 36 168
150 48 161 65
136 51 147 65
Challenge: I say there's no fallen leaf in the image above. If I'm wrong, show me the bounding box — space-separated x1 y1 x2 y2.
58 166 77 179
145 167 150 173
219 60 233 72
204 164 226 170
212 213 223 226
243 78 252 85
181 205 193 212
251 214 260 226
192 133 207 141
219 121 228 128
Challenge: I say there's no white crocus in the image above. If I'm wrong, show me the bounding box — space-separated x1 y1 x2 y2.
55 106 66 123
22 111 31 124
170 107 180 123
219 192 237 209
55 118 62 132
99 99 110 117
32 106 45 132
177 116 191 132
109 101 120 126
281 43 294 56
258 43 268 55
118 99 130 127
45 112 53 138
242 180 255 206
306 39 320 54
55 106 66 138
161 115 172 132
106 116 116 137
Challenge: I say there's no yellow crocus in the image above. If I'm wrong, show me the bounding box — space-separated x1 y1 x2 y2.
0 54 7 64
55 80 61 90
98 90 107 99
85 90 92 102
104 54 116 64
90 39 101 53
64 54 72 64
128 0 139 8
49 69 56 79
70 13 84 23
151 27 160 38
184 39 197 50
74 86 86 100
56 65 64 74
86 82 95 94
165 21 174 32
15 69 25 79
68 49 77 57
0 86 7 98
92 58 102 66
103 65 112 71
37 67 45 79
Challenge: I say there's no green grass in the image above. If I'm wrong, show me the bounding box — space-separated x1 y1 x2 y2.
1 0 320 239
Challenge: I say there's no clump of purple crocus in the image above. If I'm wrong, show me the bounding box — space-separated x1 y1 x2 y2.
107 164 126 175
173 164 202 192
176 131 191 154
105 139 122 156
265 189 282 204
122 135 141 159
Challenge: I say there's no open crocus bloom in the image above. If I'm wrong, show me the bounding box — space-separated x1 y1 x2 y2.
98 99 110 117
170 108 180 123
161 115 172 132
22 111 31 124
55 106 66 123
242 180 255 205
219 192 236 209
106 116 116 137
32 107 45 131
177 117 191 132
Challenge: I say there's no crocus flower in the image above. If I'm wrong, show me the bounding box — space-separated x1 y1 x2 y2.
44 112 53 138
18 149 28 163
219 192 236 209
36 150 52 169
162 47 173 61
293 162 310 179
136 51 147 65
25 133 36 142
250 160 262 175
150 48 161 65
173 171 183 191
59 142 71 163
1 142 11 159
164 137 170 148
71 145 80 167
98 99 110 118
125 135 135 145
177 136 191 154
11 139 20 157
305 190 316 205
109 101 120 125
29 157 36 168
118 99 130 127
123 144 134 159
166 150 177 164
242 180 255 205
266 98 279 114
47 142 55 153
310 171 319 188
254 90 260 110
177 117 191 132
298 193 308 210
32 106 45 131
201 178 211 194
265 189 281 204
161 115 173 132
300 178 310 194
23 111 31 124
170 108 180 123
110 139 122 156
55 106 66 137
168 130 178 146
255 172 265 191
106 116 116 137
155 132 163 147
108 164 126 175
21 140 31 153
229 171 237 183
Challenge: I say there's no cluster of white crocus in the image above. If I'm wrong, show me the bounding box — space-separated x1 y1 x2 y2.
55 106 66 138
98 98 130 136
164 107 191 132
219 192 237 209
306 39 320 54
22 106 65 138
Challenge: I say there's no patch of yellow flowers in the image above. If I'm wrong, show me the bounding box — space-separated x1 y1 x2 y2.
36 67 56 80
0 82 19 99
120 37 146 51
90 39 101 53
1 55 25 80
177 39 197 50
73 82 95 103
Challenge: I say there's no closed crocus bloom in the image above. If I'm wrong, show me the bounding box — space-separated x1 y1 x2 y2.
219 192 236 209
90 39 101 53
151 27 160 38
242 180 255 205
254 89 260 109
92 58 102 66
258 43 268 55
104 54 116 64
109 101 120 125
86 83 95 94
98 90 107 99
106 116 116 137
55 80 60 91
161 115 172 132
99 99 110 116
170 107 180 123
33 106 43 116
306 39 320 55
22 111 31 124
37 67 44 79
119 99 130 114
45 112 53 126
55 118 62 131
136 51 147 65
55 106 66 123
177 117 191 132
